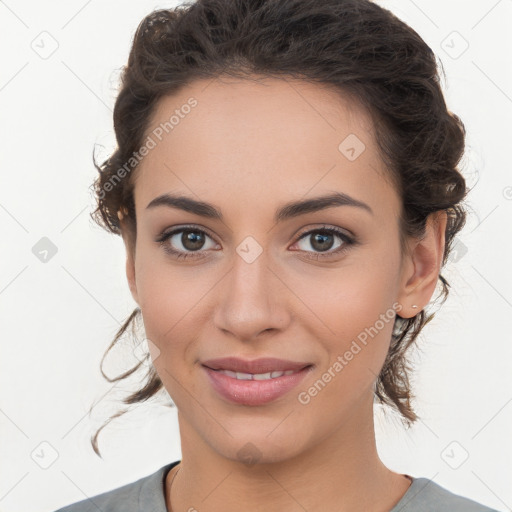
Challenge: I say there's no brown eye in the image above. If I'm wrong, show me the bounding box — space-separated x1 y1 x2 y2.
292 226 356 260
308 232 336 252
179 230 207 251
156 226 219 260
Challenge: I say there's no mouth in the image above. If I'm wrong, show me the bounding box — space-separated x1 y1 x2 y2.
201 357 314 406
207 368 306 381
201 356 312 374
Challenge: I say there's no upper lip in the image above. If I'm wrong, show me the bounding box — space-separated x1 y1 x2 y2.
202 357 312 374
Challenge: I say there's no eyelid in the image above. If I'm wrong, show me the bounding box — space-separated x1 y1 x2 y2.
157 223 218 242
294 223 354 241
289 224 356 256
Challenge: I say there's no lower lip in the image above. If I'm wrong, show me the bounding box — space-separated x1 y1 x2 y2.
203 365 312 406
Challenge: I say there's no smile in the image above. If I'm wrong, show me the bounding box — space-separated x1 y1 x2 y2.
213 369 299 380
202 364 313 406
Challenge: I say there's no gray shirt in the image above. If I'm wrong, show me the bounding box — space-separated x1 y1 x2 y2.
54 460 499 511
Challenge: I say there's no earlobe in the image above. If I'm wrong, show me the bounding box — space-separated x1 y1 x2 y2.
397 211 447 318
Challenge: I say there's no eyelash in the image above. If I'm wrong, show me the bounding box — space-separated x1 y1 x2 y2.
155 224 357 261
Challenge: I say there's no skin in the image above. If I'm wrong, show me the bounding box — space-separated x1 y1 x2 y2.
119 75 447 512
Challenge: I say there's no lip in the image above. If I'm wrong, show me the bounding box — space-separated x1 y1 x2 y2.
202 358 313 406
202 357 311 374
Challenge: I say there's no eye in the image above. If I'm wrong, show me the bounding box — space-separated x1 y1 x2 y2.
156 224 357 261
156 225 219 260
291 225 356 260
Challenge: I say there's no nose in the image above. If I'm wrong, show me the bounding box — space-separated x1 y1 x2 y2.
213 248 291 342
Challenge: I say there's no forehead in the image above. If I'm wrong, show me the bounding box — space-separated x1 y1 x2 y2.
133 75 400 220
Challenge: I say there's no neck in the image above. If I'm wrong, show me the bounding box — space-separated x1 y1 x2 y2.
166 395 411 512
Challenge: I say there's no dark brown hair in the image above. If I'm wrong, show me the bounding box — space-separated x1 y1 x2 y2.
89 0 467 456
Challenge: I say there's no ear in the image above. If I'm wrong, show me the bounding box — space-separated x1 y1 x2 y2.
125 244 139 306
118 211 139 306
396 210 447 318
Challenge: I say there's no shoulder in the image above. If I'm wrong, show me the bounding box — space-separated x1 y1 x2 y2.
52 461 180 512
391 476 500 512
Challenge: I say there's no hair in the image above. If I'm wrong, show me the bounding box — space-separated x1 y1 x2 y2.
89 0 468 456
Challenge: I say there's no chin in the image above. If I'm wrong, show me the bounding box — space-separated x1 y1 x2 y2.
209 425 310 467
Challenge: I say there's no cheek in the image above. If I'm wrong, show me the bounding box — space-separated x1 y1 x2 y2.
134 254 213 355
135 260 206 401
306 256 400 372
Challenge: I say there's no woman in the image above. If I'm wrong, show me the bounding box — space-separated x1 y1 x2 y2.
55 0 498 510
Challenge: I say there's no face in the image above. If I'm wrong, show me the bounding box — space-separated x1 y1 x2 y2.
123 75 423 464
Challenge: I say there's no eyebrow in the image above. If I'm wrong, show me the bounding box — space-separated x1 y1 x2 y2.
146 191 373 222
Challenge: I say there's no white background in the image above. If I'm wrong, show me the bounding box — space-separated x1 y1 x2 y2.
1 1 511 511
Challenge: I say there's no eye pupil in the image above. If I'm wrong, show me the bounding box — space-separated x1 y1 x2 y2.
311 232 334 252
182 230 205 251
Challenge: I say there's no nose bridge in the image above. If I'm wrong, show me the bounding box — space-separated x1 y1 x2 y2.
213 243 289 340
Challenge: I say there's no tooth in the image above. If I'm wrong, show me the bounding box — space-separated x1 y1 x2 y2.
217 369 298 380
236 372 254 380
253 372 272 380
